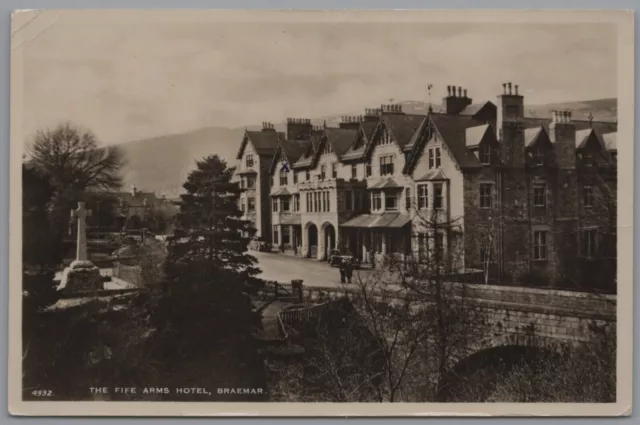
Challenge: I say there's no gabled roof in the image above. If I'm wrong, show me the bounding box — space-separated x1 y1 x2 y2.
367 177 401 190
415 169 448 182
292 131 323 169
459 101 496 119
236 129 283 159
465 124 491 148
382 114 425 149
324 127 358 157
523 117 617 135
575 127 609 153
524 125 551 148
428 114 484 169
269 137 309 174
271 187 291 196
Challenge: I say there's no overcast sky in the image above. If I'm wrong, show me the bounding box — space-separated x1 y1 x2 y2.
15 10 617 144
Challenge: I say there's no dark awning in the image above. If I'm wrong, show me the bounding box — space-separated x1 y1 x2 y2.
341 213 411 229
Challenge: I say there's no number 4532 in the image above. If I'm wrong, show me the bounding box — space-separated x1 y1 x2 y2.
31 390 53 397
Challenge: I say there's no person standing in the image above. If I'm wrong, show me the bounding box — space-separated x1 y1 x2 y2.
344 257 353 284
339 258 346 284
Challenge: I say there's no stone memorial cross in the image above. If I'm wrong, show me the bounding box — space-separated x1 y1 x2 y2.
71 202 92 262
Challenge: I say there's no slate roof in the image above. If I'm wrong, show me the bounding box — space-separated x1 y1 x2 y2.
280 138 309 164
367 177 402 190
524 126 546 148
271 187 291 196
465 124 491 148
428 114 484 168
523 118 617 135
324 127 358 156
341 212 411 229
236 130 283 159
415 169 448 182
382 114 425 149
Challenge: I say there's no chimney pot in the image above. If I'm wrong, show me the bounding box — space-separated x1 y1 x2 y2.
502 83 507 94
447 85 451 96
508 82 512 95
515 84 519 95
458 86 462 97
463 88 468 98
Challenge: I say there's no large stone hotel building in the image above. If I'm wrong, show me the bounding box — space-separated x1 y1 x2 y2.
234 83 617 286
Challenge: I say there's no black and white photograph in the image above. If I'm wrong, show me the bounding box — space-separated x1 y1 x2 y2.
8 9 634 416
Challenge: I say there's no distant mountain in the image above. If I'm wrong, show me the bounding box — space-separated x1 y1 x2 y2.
118 98 616 197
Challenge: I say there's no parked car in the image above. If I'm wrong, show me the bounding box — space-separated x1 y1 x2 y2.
329 250 360 269
249 237 271 252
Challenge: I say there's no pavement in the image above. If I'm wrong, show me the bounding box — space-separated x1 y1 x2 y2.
252 251 372 288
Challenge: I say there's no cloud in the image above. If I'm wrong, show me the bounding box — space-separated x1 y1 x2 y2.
19 13 617 145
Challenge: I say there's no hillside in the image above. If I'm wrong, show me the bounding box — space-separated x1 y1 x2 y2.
118 98 616 197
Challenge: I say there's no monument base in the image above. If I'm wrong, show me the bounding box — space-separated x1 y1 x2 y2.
56 261 104 294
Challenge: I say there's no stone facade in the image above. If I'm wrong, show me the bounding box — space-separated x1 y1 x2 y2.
236 83 617 288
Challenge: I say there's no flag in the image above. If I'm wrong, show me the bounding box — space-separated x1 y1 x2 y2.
280 162 290 172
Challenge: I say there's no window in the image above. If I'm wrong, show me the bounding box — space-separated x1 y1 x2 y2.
480 144 491 165
293 195 300 212
273 225 279 245
239 178 245 189
314 192 320 212
351 164 357 179
405 188 412 210
371 192 382 211
326 191 331 212
366 163 372 177
355 191 362 210
583 186 593 208
279 169 288 186
346 191 354 211
533 183 546 208
581 229 597 258
428 149 434 169
281 196 290 212
245 154 254 168
582 152 593 166
332 163 338 179
306 171 310 181
532 146 544 166
435 147 442 168
479 184 492 208
433 183 443 209
306 193 311 212
247 177 255 189
272 198 279 212
240 201 245 213
320 165 326 180
293 172 298 184
418 185 428 209
385 193 398 211
380 155 394 176
248 198 255 212
282 226 291 245
533 231 547 260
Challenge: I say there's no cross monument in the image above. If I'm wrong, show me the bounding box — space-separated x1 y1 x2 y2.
72 202 92 262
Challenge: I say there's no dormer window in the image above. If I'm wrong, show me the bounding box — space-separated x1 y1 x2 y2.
381 129 392 145
332 163 338 179
245 154 254 168
532 146 544 166
480 144 491 165
320 165 326 180
323 142 333 154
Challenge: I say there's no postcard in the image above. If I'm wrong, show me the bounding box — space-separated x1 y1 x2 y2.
8 9 634 416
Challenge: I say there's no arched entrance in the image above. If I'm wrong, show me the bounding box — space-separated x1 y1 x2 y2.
307 223 318 258
323 223 336 260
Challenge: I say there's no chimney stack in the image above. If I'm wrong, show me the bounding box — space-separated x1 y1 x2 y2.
286 117 312 140
443 85 472 114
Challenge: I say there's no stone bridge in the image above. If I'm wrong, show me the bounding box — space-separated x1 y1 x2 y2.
264 280 616 371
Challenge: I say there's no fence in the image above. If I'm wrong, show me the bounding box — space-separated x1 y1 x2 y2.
112 262 142 287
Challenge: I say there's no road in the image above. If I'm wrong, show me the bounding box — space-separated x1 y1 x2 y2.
252 251 368 288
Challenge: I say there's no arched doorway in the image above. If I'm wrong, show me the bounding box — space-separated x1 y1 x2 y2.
307 224 318 258
323 223 336 260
